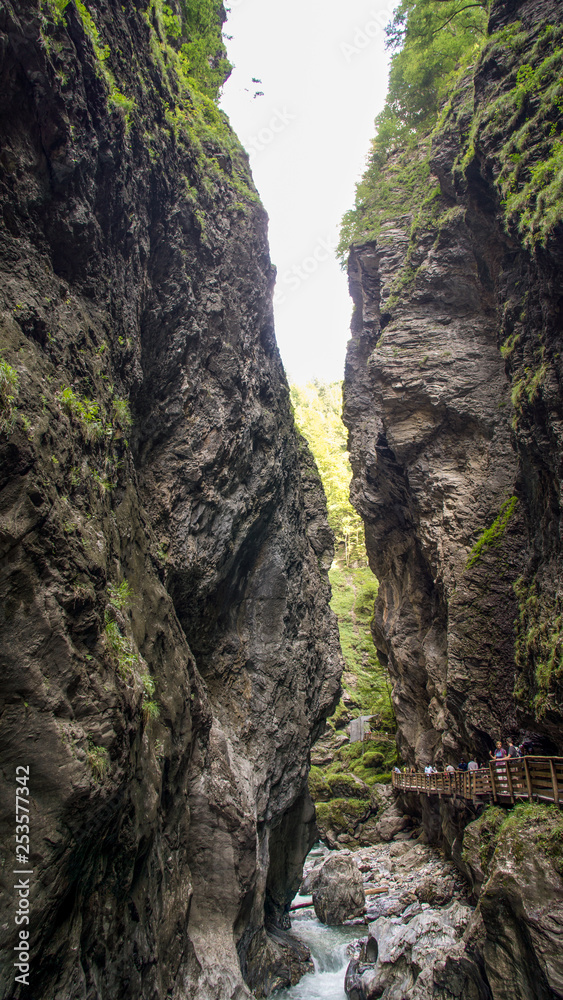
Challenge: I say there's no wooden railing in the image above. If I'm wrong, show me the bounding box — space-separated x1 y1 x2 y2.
392 756 563 807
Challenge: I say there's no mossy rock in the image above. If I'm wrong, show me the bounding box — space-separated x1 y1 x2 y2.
315 797 371 839
337 742 365 763
308 766 331 802
361 751 385 769
326 771 369 800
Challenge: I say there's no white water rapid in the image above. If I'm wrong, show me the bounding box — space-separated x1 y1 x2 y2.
275 905 360 1000
275 844 364 1000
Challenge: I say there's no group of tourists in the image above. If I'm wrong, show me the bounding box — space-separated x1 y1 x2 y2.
489 739 523 760
393 738 527 777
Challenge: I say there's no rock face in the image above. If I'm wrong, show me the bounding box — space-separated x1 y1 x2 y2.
342 1 563 994
0 3 342 999
344 0 563 768
462 804 563 1000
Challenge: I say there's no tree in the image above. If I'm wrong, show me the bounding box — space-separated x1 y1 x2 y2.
290 381 366 566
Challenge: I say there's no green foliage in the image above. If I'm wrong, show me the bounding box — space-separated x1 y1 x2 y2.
330 566 395 729
384 0 488 131
514 575 563 718
108 580 134 612
473 22 563 246
140 672 160 721
147 0 231 100
0 357 19 433
57 386 134 443
338 0 488 259
465 496 518 569
103 616 139 679
41 0 70 26
112 398 132 431
290 381 365 564
86 740 110 780
108 91 136 129
141 673 156 698
57 387 104 441
142 700 160 723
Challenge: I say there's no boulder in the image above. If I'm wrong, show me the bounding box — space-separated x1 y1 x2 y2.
372 802 411 842
415 876 455 907
312 852 366 925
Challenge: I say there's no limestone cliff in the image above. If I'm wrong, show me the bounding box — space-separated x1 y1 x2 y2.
0 3 342 998
344 0 563 768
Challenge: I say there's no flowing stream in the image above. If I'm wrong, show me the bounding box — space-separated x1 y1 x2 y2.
275 846 364 1000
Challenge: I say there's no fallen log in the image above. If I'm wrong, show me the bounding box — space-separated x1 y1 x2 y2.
364 886 389 896
289 901 314 911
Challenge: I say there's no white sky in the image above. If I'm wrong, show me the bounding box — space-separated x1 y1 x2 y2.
220 0 393 384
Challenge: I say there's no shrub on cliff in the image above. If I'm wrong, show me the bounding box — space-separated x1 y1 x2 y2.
338 0 488 258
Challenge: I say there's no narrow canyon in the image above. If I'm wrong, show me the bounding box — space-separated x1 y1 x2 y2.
0 0 562 999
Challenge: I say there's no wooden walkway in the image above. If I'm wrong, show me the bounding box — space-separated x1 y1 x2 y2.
392 756 563 807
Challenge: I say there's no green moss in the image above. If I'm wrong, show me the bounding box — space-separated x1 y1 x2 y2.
328 566 395 729
470 803 563 878
465 496 518 570
361 751 385 769
338 138 436 258
308 766 330 802
326 772 368 800
462 21 563 247
0 357 19 433
464 805 506 875
315 797 369 833
514 575 563 718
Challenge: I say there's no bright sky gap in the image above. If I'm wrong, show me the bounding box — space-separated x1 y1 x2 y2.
220 0 392 384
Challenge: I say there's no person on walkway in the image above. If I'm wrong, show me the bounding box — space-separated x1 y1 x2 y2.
507 741 521 758
490 741 506 760
445 764 455 773
467 759 479 771
424 764 434 775
458 759 468 771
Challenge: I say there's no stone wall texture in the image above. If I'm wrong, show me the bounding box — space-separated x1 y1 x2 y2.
0 3 342 998
344 0 563 768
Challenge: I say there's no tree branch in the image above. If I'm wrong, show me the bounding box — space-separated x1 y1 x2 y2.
431 4 487 36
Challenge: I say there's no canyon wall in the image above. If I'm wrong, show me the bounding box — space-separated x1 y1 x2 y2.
0 2 342 998
344 0 563 769
343 2 563 994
